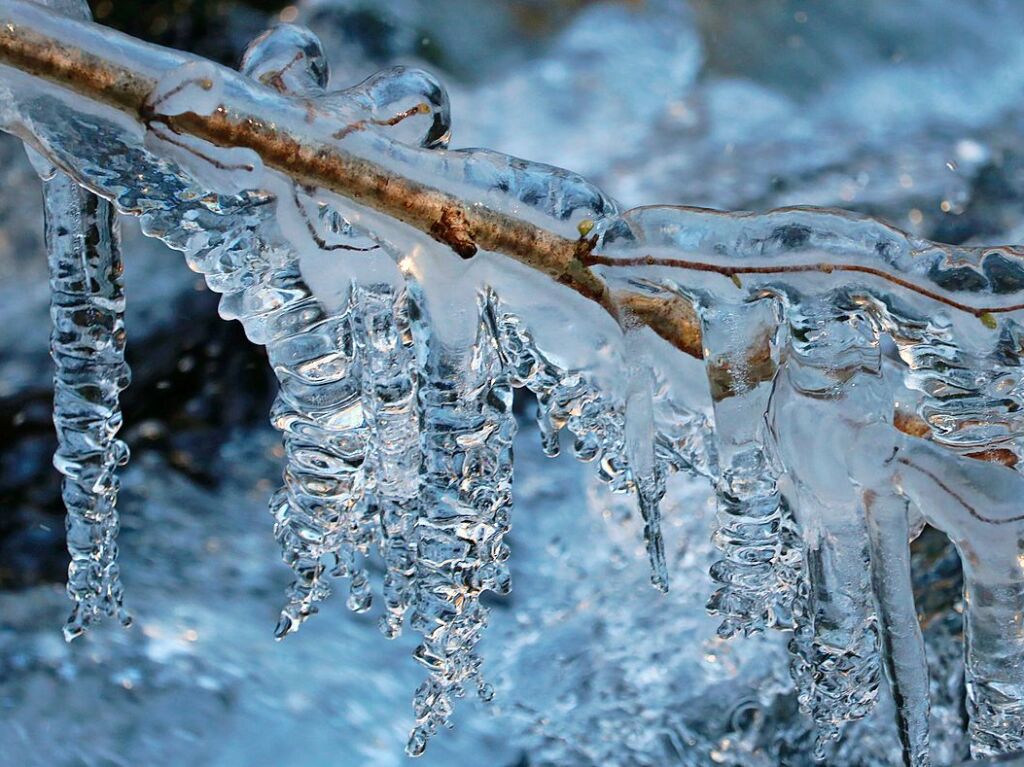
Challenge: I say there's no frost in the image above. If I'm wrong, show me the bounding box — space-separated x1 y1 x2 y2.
3 5 1024 764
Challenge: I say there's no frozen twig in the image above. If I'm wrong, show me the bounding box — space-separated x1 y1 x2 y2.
0 0 1019 450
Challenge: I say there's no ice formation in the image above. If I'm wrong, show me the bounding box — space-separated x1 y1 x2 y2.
38 163 132 640
1 1 1023 763
25 0 132 643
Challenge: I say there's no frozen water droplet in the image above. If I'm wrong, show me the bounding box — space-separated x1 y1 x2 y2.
338 67 452 149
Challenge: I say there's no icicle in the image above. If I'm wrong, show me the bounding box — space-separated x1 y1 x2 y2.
350 283 421 638
838 342 932 766
405 289 516 756
865 277 1024 761
487 290 678 592
235 28 380 636
700 298 802 638
624 360 669 591
859 483 931 767
28 0 131 641
491 302 711 588
265 280 374 635
41 166 131 640
895 438 1024 759
767 295 886 755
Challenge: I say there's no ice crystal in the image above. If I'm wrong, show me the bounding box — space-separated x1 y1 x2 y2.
596 205 1024 762
239 24 376 635
404 289 516 755
351 282 421 638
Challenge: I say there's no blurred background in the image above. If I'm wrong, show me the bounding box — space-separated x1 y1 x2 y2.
2 0 1024 764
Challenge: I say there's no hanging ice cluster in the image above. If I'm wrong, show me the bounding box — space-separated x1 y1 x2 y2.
593 206 1024 764
2 2 1024 763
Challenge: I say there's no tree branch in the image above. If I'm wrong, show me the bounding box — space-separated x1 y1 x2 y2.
0 0 628 343
0 0 1013 455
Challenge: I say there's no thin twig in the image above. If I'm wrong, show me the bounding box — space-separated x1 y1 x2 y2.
292 185 379 252
584 253 1024 319
143 75 213 113
897 456 1024 524
262 50 303 94
148 122 256 173
333 102 431 140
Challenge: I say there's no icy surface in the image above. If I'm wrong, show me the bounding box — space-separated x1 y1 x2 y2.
3 0 1024 765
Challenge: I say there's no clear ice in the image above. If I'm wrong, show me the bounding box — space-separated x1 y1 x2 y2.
40 166 132 641
699 298 802 637
2 1 1024 762
239 24 376 636
28 0 131 642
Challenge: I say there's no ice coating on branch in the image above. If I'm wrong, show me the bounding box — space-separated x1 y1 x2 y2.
405 289 516 756
880 308 1024 468
43 169 131 641
26 0 90 22
593 203 1024 761
895 440 1024 759
595 205 1024 320
142 60 265 196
